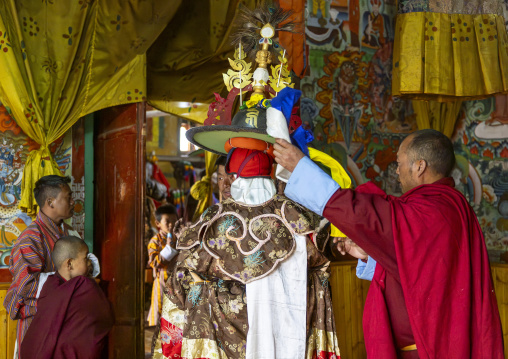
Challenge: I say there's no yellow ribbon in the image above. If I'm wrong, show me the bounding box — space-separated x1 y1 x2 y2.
189 152 218 221
245 93 265 108
190 176 211 201
308 147 351 237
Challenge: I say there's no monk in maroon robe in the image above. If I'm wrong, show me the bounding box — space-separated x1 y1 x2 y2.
20 236 113 359
274 129 504 359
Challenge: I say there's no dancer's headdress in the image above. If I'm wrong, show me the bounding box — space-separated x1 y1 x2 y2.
185 3 300 156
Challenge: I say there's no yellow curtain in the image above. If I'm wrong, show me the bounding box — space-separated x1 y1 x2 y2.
147 0 260 124
190 152 219 221
392 12 508 101
0 1 175 216
412 100 463 138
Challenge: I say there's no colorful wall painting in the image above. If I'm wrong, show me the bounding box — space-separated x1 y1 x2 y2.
0 105 75 272
71 118 85 239
452 98 508 262
302 0 508 260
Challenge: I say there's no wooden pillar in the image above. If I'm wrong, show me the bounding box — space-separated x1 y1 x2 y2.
94 103 146 358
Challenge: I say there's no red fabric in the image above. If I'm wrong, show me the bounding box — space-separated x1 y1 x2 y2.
352 182 403 358
160 317 183 358
20 273 113 359
152 161 171 208
314 350 341 359
324 179 504 358
390 178 503 358
226 148 274 178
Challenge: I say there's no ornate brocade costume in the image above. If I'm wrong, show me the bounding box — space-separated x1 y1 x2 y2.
152 195 341 359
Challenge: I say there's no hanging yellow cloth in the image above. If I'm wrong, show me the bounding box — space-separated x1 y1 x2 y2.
308 147 351 238
147 0 261 124
393 12 508 101
0 1 174 216
190 152 219 221
412 100 463 138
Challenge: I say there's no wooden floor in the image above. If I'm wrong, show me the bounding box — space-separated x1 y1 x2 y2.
145 326 155 358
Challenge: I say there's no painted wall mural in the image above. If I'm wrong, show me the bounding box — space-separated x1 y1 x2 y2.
0 105 74 271
453 98 508 262
302 0 508 260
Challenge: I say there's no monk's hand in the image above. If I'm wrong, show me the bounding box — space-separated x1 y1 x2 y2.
273 139 305 172
334 237 368 260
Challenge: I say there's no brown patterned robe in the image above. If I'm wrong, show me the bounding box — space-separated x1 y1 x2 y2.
152 195 341 359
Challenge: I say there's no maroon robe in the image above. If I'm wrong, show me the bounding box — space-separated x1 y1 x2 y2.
20 273 113 359
323 178 503 358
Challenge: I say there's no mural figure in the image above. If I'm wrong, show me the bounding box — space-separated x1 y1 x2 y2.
309 0 330 26
331 61 363 149
0 144 22 206
474 94 508 139
361 0 389 49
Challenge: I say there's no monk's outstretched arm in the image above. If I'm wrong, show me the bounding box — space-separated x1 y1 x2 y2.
285 156 398 278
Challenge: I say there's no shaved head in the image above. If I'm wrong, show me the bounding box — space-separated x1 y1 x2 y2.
405 129 455 177
52 236 88 270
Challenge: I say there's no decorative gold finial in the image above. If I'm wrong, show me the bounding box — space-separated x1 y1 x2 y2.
222 47 253 92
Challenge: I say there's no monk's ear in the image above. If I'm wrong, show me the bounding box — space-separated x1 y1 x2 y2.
415 159 427 177
66 258 73 271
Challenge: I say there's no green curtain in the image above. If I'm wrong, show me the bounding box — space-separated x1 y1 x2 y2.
0 0 175 216
147 0 260 124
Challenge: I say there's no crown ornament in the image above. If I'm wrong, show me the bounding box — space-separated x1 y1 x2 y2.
204 4 298 127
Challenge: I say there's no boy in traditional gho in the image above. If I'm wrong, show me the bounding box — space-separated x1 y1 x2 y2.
147 204 179 326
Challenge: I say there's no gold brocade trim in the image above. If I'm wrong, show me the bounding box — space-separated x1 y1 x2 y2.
181 338 228 359
306 328 341 359
161 293 187 329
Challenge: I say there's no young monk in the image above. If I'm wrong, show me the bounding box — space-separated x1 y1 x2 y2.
20 236 113 359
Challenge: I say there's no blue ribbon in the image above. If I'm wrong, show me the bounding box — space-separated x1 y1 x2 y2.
271 87 314 156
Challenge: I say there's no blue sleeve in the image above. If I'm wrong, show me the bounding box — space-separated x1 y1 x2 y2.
356 256 377 281
284 156 340 216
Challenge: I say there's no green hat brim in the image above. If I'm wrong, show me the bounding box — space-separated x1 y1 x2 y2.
186 126 275 154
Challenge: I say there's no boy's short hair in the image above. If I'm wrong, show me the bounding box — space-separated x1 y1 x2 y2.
155 204 178 222
52 236 88 269
34 175 71 209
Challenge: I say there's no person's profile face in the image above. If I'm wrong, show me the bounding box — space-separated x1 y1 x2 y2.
71 246 90 278
51 184 75 219
217 165 234 201
156 214 176 235
396 136 418 194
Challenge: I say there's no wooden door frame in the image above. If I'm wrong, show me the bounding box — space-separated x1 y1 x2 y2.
94 102 146 358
